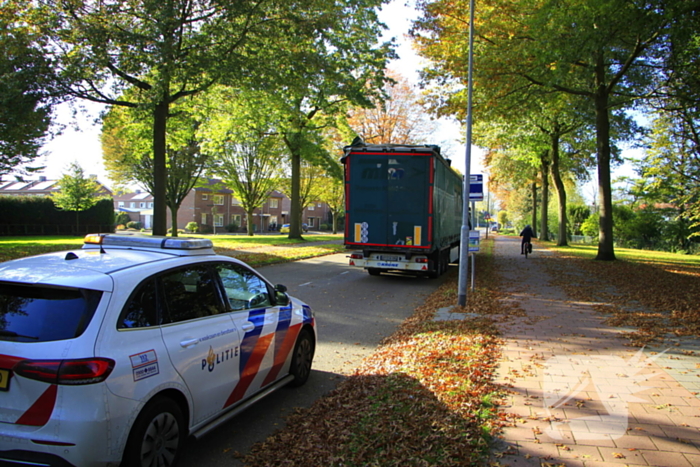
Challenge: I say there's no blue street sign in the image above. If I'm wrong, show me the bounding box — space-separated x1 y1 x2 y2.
470 174 483 201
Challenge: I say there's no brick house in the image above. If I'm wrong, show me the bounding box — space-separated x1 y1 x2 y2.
114 180 288 233
180 180 287 233
113 178 332 233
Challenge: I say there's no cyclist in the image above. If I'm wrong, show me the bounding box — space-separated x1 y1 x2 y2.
520 224 535 255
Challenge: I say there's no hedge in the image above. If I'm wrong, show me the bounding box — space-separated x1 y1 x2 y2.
0 196 115 236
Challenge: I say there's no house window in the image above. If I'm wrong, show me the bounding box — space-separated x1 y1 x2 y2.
118 202 124 207
130 202 136 208
213 194 224 205
139 202 145 208
148 202 153 208
201 213 207 225
269 198 279 209
308 204 315 211
214 215 224 226
232 197 240 206
232 214 242 226
202 194 208 201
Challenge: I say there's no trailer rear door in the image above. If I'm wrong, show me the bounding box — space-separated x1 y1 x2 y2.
345 150 433 250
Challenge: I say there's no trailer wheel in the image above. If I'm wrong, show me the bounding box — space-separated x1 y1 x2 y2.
367 268 381 276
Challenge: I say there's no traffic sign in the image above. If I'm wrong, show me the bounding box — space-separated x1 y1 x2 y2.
470 174 483 201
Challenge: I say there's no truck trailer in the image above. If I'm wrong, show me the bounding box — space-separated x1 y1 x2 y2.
341 141 463 278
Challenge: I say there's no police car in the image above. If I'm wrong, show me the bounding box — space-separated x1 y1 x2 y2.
0 234 316 467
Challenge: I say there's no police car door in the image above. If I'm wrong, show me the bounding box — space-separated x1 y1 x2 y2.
214 262 292 408
158 264 241 426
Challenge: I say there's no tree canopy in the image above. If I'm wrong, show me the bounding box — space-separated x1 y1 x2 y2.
412 0 698 259
0 1 58 179
31 0 394 236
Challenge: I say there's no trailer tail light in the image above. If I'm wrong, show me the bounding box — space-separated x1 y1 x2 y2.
415 258 429 263
14 358 115 385
350 253 364 259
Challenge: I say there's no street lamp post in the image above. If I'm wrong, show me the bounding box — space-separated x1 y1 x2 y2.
457 0 476 307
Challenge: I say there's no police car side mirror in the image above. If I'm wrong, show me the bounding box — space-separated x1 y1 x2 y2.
274 284 290 306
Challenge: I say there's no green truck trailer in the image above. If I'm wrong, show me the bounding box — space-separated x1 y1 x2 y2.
341 141 463 278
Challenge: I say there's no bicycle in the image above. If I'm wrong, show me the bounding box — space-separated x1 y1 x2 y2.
523 241 532 258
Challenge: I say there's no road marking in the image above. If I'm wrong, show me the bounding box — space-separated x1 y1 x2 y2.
299 282 312 287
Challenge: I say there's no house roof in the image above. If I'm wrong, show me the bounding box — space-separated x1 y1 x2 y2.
0 178 112 196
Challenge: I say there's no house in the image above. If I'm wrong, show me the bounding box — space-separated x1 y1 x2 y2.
114 179 330 233
113 190 155 229
0 176 113 198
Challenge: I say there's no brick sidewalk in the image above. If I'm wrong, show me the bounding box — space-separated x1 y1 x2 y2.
490 236 700 467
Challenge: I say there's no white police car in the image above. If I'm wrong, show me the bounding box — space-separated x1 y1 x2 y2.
0 234 316 467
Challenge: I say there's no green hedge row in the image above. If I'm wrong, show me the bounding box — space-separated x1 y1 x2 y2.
0 196 115 233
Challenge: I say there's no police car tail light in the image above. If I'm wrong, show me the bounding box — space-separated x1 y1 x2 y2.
14 358 115 385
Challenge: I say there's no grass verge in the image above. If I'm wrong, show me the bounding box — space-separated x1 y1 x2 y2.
0 234 346 266
543 242 700 346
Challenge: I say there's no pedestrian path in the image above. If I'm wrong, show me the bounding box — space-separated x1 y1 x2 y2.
490 236 700 467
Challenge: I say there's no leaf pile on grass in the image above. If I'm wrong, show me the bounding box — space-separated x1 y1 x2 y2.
244 238 515 467
543 249 700 346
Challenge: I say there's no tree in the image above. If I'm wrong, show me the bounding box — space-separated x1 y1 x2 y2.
251 1 394 240
497 210 509 230
101 103 210 236
52 162 102 231
279 160 328 229
345 71 435 144
316 173 345 234
34 0 388 236
412 0 688 260
635 112 700 248
200 88 286 236
0 2 57 178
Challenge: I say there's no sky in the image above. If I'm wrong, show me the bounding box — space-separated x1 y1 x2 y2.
28 0 481 189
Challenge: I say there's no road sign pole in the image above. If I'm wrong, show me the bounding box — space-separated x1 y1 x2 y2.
457 0 475 307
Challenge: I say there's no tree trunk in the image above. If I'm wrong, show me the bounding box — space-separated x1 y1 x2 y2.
153 101 169 236
530 180 538 238
170 204 178 237
539 151 550 242
289 151 303 239
246 211 255 236
594 57 616 260
332 211 338 234
550 133 568 247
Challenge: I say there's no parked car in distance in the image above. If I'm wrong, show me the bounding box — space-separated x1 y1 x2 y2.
0 233 316 467
279 224 309 233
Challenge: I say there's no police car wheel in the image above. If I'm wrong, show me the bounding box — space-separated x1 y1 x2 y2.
289 330 315 387
123 397 185 467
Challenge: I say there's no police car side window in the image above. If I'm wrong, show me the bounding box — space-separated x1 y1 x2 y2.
160 265 224 324
118 278 158 329
215 263 271 311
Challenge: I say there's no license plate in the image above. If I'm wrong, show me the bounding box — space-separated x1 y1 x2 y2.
379 255 399 261
0 369 10 391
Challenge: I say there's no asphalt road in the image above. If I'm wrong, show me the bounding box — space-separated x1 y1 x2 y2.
178 251 452 466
